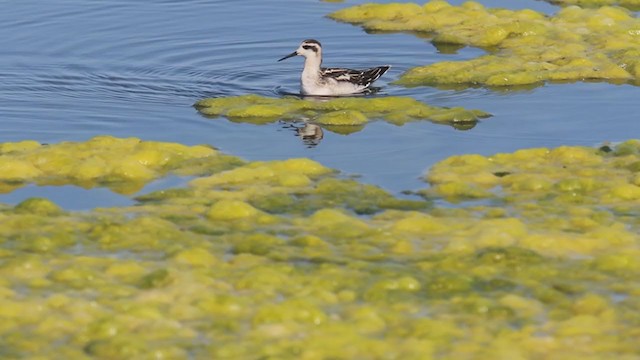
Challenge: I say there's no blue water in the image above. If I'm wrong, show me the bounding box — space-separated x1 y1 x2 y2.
0 0 638 209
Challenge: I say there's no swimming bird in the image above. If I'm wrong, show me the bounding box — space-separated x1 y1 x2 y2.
278 39 390 96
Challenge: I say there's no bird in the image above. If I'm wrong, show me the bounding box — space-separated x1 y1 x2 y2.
278 39 390 96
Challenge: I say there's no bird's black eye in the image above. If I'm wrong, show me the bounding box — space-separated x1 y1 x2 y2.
302 45 318 52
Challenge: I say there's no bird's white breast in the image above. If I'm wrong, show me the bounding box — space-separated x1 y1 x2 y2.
300 72 364 96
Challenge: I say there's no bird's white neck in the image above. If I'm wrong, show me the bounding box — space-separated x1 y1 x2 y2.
299 52 327 95
302 54 322 78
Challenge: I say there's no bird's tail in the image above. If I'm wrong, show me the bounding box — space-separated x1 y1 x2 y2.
370 65 390 82
362 65 391 88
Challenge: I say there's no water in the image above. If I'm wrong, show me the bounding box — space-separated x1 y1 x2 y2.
1 0 638 209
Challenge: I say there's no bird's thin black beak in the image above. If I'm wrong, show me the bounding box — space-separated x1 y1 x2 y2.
278 51 298 62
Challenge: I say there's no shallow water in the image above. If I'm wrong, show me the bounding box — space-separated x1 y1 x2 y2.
0 0 638 209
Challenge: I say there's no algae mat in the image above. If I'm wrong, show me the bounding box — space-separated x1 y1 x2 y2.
546 0 640 10
330 1 640 88
195 95 491 133
1 137 640 358
0 136 244 195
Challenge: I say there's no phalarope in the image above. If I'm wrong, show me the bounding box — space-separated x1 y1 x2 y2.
278 39 390 96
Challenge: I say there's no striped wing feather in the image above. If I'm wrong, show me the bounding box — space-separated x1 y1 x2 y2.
321 65 390 88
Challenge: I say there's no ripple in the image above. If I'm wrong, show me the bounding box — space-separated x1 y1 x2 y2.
0 59 281 108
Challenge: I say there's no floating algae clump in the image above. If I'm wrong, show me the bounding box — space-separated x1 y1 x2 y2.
330 1 640 88
546 0 640 10
0 137 640 358
425 141 640 202
195 94 491 130
0 135 243 194
423 140 640 256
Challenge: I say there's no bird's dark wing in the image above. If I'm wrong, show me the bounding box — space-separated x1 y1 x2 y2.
321 65 390 88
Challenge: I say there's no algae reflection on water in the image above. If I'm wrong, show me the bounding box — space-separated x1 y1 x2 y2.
0 136 639 358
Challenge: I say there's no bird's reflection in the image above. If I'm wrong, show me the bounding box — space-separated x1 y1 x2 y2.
280 120 324 148
296 122 324 147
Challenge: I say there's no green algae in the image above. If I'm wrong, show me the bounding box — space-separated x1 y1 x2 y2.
0 137 639 358
329 1 640 89
195 94 491 131
0 135 244 195
546 0 640 10
14 197 63 216
422 141 640 256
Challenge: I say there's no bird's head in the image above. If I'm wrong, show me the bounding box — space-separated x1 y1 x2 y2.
278 39 322 62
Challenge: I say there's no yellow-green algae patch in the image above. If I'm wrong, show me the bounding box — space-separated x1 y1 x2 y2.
0 137 640 358
423 140 640 256
329 1 640 88
0 135 244 194
195 94 491 131
546 0 640 10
